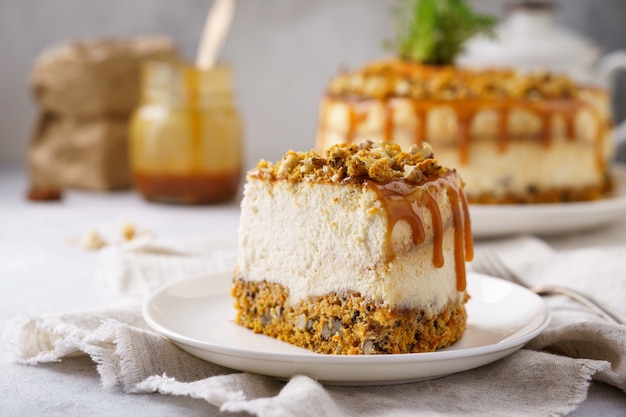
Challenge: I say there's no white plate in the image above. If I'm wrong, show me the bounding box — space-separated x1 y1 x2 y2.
470 164 626 238
143 272 550 386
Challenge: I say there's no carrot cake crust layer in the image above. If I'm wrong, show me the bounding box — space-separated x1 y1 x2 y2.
232 278 468 355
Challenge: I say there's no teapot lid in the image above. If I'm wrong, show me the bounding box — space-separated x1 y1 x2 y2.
457 1 602 80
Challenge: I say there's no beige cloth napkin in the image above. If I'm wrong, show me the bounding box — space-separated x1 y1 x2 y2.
4 236 626 416
94 235 238 304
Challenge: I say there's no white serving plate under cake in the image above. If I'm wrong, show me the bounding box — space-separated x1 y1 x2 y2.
470 164 626 238
143 271 550 386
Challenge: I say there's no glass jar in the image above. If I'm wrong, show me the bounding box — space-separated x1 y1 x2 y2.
129 61 243 204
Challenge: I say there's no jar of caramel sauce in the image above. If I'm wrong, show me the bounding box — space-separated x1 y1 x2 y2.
129 61 243 204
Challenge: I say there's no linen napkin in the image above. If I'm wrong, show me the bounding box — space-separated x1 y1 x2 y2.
94 234 237 304
4 235 626 417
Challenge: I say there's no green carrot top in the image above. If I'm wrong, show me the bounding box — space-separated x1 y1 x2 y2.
387 0 496 66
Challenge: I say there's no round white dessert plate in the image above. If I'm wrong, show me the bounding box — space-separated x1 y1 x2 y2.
470 164 626 238
143 271 550 386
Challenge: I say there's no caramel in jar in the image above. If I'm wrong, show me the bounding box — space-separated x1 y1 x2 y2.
129 61 243 204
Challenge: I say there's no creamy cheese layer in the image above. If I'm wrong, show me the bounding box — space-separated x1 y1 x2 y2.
236 178 465 315
437 140 611 197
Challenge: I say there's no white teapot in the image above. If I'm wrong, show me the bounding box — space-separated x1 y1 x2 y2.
457 1 626 144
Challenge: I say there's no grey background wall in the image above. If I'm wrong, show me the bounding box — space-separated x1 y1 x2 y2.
1 0 625 169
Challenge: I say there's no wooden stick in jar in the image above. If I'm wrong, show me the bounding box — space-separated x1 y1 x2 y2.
196 0 237 69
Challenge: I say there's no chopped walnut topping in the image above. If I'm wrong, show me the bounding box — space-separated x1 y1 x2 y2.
249 141 446 185
277 152 300 176
327 59 578 100
403 165 426 184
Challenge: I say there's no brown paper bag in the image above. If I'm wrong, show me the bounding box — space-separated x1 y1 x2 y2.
31 35 179 117
27 36 180 193
28 114 131 191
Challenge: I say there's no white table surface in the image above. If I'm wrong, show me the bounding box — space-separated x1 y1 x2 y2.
1 163 626 416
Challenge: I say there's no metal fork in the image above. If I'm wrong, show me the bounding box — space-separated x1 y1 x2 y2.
471 251 626 325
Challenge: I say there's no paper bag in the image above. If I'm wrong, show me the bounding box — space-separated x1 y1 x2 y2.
27 35 179 192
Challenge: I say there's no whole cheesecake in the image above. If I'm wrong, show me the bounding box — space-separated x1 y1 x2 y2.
315 59 615 204
232 142 473 355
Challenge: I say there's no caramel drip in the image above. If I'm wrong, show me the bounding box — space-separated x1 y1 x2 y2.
525 99 591 145
384 101 394 141
331 96 604 173
446 187 466 291
459 186 474 263
411 102 427 146
345 103 370 143
497 107 509 153
408 200 426 244
455 109 474 165
370 181 427 249
185 69 202 172
367 173 472 292
422 188 444 267
563 110 576 141
540 111 552 146
347 106 357 143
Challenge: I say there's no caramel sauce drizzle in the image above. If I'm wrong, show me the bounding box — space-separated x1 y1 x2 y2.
347 102 371 142
185 68 203 173
446 187 467 291
459 186 474 263
322 95 606 170
346 106 357 143
366 173 473 292
497 107 509 153
384 101 395 141
414 106 427 147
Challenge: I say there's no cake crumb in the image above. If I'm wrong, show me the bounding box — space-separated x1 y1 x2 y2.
80 230 107 250
120 222 136 241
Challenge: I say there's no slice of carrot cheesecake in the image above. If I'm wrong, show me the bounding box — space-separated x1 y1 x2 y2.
232 141 473 354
